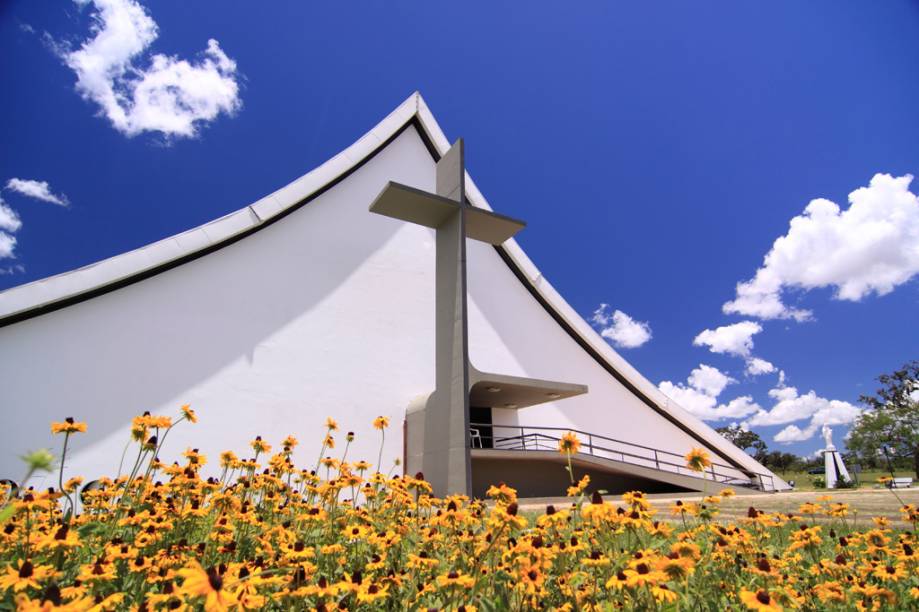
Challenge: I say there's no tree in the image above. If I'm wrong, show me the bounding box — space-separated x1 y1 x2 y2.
716 424 767 461
762 451 799 475
847 360 919 478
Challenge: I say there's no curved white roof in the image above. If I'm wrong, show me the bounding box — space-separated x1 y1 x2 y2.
0 92 786 486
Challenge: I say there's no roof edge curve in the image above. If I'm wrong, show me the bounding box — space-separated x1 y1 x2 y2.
0 92 788 488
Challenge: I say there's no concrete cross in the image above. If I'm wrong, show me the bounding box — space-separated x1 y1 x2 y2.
369 139 525 496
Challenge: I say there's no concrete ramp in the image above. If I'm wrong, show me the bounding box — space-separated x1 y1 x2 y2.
471 449 767 499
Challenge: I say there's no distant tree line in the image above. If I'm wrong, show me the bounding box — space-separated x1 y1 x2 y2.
714 424 810 475
716 360 918 478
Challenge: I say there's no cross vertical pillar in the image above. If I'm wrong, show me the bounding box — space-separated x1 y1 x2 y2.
368 138 525 497
424 141 472 496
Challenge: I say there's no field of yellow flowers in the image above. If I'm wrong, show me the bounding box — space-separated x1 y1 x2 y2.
1 407 918 611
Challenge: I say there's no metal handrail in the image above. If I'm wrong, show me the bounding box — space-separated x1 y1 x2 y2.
470 423 776 492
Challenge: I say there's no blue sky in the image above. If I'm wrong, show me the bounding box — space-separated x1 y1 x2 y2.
2 1 917 458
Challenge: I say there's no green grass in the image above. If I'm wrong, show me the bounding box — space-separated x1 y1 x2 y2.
777 469 915 491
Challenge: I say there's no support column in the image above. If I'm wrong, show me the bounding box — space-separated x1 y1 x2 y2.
423 141 472 497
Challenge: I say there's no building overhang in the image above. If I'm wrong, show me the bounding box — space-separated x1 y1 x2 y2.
469 369 587 410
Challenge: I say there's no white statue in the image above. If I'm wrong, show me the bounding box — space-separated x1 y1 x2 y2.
822 424 850 488
822 424 834 450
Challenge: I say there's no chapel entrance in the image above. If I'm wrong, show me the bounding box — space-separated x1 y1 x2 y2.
469 406 493 449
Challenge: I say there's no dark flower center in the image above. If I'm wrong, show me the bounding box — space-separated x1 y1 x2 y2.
206 567 222 591
756 590 771 605
19 561 34 578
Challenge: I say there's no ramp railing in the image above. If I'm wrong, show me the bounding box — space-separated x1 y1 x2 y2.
469 422 776 492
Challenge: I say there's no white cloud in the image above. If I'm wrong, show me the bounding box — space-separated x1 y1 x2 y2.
910 389 919 404
0 195 21 260
687 363 733 397
0 199 22 234
745 384 861 443
63 0 240 138
0 263 26 275
0 232 16 260
724 173 919 320
693 321 762 358
745 357 776 377
591 304 652 349
659 364 759 422
6 178 69 207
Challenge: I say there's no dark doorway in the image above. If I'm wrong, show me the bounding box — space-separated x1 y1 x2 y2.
470 406 493 449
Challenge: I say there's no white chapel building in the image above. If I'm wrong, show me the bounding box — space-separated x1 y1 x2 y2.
0 93 788 498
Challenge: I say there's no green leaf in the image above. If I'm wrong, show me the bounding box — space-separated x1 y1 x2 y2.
0 504 16 524
77 521 107 539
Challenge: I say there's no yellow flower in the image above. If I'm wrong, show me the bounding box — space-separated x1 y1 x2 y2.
373 416 390 430
739 588 783 611
651 584 679 603
63 477 83 493
180 404 197 423
177 561 238 612
50 417 86 435
558 431 581 455
435 571 476 589
325 417 339 431
684 447 711 472
0 560 54 592
486 482 517 503
250 436 271 454
813 581 846 603
566 474 590 497
623 561 667 588
872 563 907 581
220 450 238 469
356 582 389 603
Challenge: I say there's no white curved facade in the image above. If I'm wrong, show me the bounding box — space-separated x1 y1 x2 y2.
0 93 788 492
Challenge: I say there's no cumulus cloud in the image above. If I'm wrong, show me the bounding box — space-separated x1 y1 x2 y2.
744 384 861 443
63 0 241 138
0 263 26 275
687 363 733 397
591 304 652 349
723 173 919 320
693 321 762 358
658 364 760 422
745 357 776 377
6 179 69 207
0 199 22 234
0 231 16 260
0 196 21 260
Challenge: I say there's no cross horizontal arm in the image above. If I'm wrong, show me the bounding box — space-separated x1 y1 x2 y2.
369 181 525 245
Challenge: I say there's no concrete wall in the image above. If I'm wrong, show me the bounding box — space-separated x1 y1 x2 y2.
0 123 761 493
465 242 750 482
471 457 691 499
0 126 438 485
